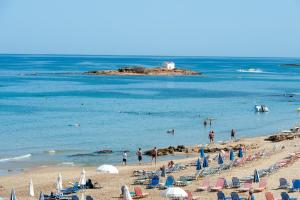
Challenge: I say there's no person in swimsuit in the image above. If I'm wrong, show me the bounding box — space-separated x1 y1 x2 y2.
151 147 158 165
136 148 142 165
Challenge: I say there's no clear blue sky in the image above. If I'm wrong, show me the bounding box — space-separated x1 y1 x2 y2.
0 0 300 57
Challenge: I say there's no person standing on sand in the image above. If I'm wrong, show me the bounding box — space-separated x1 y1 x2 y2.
136 148 142 165
151 147 158 165
231 129 236 141
122 151 127 165
209 130 215 144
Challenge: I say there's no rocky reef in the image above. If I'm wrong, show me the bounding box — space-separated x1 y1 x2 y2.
84 66 201 76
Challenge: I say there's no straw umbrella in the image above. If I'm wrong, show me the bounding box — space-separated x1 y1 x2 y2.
29 179 34 197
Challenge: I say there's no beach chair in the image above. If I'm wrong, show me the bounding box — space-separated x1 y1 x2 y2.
289 179 300 192
146 175 159 189
217 191 230 200
254 179 267 192
159 175 175 189
278 178 289 189
231 192 246 200
86 195 93 200
210 178 226 192
238 180 252 192
196 177 210 191
185 190 200 200
281 192 297 200
231 177 241 188
133 186 149 199
265 192 280 200
71 196 79 200
61 182 80 195
175 176 191 187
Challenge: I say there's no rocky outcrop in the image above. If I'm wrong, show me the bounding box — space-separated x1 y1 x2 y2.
84 66 201 76
265 133 300 142
144 145 187 156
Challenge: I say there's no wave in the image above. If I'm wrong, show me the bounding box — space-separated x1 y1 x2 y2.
0 154 32 162
237 68 264 73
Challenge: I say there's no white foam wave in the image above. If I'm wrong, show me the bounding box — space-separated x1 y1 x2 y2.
0 154 32 162
237 68 263 73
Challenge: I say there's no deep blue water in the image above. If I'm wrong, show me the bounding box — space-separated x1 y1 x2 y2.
0 55 299 172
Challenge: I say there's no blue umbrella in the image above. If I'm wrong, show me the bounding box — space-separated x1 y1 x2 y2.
229 149 235 161
238 147 243 158
253 169 260 183
10 188 17 200
196 158 202 170
218 153 224 165
203 156 209 168
200 148 205 158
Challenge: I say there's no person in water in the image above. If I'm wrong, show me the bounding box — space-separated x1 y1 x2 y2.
122 151 127 165
203 120 207 127
209 130 215 144
151 147 158 165
136 148 142 165
231 128 236 141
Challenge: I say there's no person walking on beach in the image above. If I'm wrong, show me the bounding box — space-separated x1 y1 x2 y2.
122 151 127 165
151 147 158 165
209 130 215 144
136 148 142 165
231 128 236 141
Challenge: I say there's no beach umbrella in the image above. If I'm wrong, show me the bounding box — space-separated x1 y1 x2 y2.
79 168 86 186
253 169 260 183
161 187 188 199
29 179 34 197
229 149 235 161
58 173 63 189
97 164 119 174
122 185 133 200
218 153 224 165
10 188 17 200
39 192 45 200
196 158 201 171
200 148 205 158
203 157 209 168
161 165 166 177
80 193 85 200
238 147 243 158
56 176 63 193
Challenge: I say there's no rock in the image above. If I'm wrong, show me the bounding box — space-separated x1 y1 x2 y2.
265 134 295 142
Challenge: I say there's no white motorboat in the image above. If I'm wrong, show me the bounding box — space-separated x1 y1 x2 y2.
255 105 269 112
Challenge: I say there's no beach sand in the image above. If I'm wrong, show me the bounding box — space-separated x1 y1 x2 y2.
1 133 300 200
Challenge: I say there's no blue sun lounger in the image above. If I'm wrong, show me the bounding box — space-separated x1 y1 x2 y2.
146 175 159 189
231 192 246 200
217 191 230 200
289 179 300 192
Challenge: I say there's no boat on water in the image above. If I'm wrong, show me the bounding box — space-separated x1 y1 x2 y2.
238 68 263 73
255 105 269 112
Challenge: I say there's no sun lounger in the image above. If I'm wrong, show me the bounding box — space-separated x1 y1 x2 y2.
278 178 289 189
217 191 230 200
231 192 246 200
281 192 297 200
146 175 159 189
133 187 149 199
159 175 175 189
196 177 210 191
254 179 267 192
265 192 280 200
231 177 241 188
210 178 226 192
61 182 80 195
86 195 93 200
185 190 200 200
288 179 300 192
175 176 191 187
238 180 252 192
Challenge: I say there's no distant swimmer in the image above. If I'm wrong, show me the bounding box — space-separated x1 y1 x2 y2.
166 129 175 135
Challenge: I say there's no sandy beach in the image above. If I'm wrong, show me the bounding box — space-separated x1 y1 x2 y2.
1 128 300 200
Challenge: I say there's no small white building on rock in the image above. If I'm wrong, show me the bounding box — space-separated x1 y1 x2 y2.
163 61 175 70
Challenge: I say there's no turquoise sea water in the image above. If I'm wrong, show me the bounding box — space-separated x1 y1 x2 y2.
0 55 299 173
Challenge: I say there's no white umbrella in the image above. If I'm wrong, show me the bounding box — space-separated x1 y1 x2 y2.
56 175 63 193
79 168 86 186
161 187 187 199
10 188 17 200
96 165 119 174
29 179 34 197
122 185 132 200
39 192 45 200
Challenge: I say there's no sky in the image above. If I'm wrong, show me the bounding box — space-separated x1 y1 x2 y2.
0 0 300 57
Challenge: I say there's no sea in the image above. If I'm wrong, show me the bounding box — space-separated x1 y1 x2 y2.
0 54 299 175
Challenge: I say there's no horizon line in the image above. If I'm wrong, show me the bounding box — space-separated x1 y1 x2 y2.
0 53 300 59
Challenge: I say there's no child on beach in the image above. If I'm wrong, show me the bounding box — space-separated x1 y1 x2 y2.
136 148 142 165
122 151 127 165
151 147 158 165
